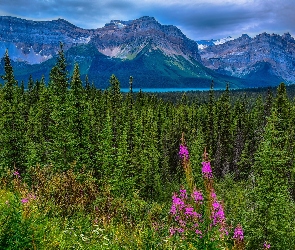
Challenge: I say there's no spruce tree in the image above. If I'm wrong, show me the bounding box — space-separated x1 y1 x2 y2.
0 50 25 172
247 109 295 249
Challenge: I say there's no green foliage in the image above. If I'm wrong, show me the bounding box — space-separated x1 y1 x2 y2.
1 48 295 248
247 109 295 249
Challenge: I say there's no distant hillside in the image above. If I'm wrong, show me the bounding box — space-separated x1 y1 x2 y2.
199 33 295 86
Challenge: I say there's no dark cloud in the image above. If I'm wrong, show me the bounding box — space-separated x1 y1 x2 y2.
0 0 295 40
148 1 295 39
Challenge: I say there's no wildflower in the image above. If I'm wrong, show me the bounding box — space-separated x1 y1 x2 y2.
202 161 213 178
212 202 225 225
264 242 271 249
170 193 185 215
179 220 186 228
212 201 220 210
20 193 36 204
28 194 36 199
233 224 244 241
21 198 29 204
179 189 187 199
13 171 20 177
192 189 204 204
5 200 9 205
179 144 189 159
211 192 217 199
169 227 176 236
195 229 202 234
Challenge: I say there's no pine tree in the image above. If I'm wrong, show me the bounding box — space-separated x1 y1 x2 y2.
49 43 68 99
68 63 87 167
47 44 71 170
214 84 232 177
248 109 295 249
0 50 25 173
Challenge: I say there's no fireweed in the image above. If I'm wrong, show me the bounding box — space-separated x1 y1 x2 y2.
264 242 271 249
179 133 194 193
168 137 245 249
233 224 244 250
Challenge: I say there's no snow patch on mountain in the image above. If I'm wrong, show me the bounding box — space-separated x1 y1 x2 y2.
197 36 234 49
0 42 51 64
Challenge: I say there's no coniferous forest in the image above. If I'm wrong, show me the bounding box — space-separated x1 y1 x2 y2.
1 47 295 249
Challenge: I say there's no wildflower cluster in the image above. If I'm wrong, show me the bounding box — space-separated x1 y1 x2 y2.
168 137 246 249
210 191 228 237
211 199 225 225
169 189 203 238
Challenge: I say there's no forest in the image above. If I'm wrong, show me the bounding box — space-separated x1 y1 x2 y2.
1 46 295 249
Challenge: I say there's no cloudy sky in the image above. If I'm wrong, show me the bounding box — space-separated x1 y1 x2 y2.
0 0 294 40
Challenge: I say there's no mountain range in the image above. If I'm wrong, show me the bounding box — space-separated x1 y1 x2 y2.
0 16 294 89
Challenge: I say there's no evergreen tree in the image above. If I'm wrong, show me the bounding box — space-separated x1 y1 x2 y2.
247 109 295 249
0 50 25 172
214 84 232 177
47 44 71 170
68 63 87 167
49 43 68 99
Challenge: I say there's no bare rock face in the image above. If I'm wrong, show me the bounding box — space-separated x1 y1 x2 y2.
0 16 93 64
199 32 295 83
90 16 201 62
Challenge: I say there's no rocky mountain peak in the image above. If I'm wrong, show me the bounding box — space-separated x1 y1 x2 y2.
91 16 200 61
241 34 251 39
0 16 91 64
282 32 295 42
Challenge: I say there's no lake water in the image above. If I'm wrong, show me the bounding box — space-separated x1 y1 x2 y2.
120 87 226 93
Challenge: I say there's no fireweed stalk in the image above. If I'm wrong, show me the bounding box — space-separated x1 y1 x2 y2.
201 148 228 242
233 224 245 250
169 136 245 248
179 133 194 193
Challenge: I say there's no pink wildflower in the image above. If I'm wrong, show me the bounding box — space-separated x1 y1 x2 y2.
21 198 29 204
211 192 217 199
170 193 185 215
13 171 20 177
202 161 213 178
192 190 204 204
264 242 271 249
179 189 187 199
233 224 244 240
179 144 189 159
195 229 202 235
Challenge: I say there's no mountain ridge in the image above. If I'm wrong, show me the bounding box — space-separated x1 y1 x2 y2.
199 32 295 85
0 15 293 88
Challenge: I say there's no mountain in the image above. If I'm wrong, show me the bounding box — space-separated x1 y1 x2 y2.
0 16 245 89
0 16 93 64
199 32 295 86
1 16 293 88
